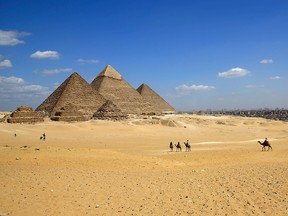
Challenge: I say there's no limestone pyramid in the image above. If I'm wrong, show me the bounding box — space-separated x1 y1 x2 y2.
36 72 106 120
137 83 176 113
93 100 128 120
8 106 44 123
91 65 155 114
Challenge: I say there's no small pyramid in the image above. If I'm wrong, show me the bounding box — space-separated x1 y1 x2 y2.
8 106 44 123
91 65 155 114
93 100 128 120
36 72 106 120
137 83 176 113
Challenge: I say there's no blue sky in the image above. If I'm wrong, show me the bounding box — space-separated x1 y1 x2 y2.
1 0 288 111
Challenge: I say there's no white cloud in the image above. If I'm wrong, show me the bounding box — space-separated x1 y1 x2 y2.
260 59 273 64
0 59 12 69
0 75 51 111
176 84 215 95
218 67 250 78
0 30 31 46
77 58 99 64
0 76 50 95
30 50 60 59
0 76 25 85
34 68 73 75
270 76 281 80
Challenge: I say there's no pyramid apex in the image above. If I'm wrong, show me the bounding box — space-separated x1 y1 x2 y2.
97 65 122 80
70 72 81 77
137 83 150 94
64 72 85 83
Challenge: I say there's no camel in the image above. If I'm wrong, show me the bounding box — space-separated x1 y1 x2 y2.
184 141 191 152
169 142 174 152
258 140 272 151
175 142 182 152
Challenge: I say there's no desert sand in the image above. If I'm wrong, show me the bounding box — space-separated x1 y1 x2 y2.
0 114 288 216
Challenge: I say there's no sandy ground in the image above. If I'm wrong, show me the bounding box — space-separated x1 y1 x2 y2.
0 114 288 216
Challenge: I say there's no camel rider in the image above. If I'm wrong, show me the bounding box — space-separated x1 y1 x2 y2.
169 142 173 151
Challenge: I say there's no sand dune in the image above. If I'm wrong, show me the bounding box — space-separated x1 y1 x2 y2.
0 114 288 215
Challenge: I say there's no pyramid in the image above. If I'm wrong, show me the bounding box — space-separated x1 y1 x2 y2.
91 65 155 114
93 100 128 120
96 65 122 80
36 72 106 120
8 106 44 123
137 83 176 113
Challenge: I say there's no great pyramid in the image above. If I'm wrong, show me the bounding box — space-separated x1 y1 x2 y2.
91 65 155 114
36 72 106 120
137 83 176 113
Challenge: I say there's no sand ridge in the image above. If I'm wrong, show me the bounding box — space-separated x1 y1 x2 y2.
0 114 288 215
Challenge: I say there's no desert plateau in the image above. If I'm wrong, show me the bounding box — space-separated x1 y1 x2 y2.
0 114 288 216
